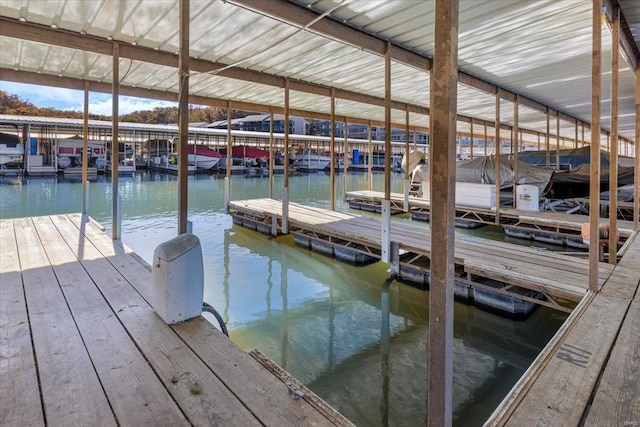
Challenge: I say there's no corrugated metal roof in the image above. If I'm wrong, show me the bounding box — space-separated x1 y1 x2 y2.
0 0 638 146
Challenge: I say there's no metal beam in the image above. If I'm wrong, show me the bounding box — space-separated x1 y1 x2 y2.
428 0 458 424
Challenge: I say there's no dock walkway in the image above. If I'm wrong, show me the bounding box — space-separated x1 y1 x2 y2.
0 214 352 426
228 198 615 309
346 190 635 241
487 232 640 425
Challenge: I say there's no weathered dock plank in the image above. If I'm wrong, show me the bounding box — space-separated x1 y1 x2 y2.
34 215 189 426
13 217 117 426
46 215 261 426
173 318 348 426
0 220 44 426
585 290 640 425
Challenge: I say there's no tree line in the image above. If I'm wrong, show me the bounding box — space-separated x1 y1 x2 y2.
0 90 251 124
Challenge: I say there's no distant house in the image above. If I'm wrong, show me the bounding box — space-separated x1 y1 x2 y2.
189 122 212 128
208 114 308 135
206 113 428 143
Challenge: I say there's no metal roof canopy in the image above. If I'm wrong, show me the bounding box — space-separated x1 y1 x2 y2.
0 0 638 146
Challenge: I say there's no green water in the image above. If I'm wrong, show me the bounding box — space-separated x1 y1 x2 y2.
0 171 567 426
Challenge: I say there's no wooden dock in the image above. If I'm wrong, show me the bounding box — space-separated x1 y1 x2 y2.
345 190 635 243
0 214 353 426
228 198 615 311
487 231 640 425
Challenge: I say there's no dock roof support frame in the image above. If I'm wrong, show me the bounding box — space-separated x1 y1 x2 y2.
609 5 619 264
589 0 602 292
635 66 639 232
428 0 458 424
495 89 501 226
513 96 519 208
177 0 189 235
380 41 392 264
330 88 336 211
556 113 561 170
111 42 120 240
82 81 89 216
269 109 274 200
546 108 551 169
224 100 232 214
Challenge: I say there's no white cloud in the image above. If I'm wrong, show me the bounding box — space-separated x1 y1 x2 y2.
1 81 177 115
78 96 177 116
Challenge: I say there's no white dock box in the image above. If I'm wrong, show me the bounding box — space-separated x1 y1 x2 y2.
421 181 496 209
152 233 204 324
516 185 540 211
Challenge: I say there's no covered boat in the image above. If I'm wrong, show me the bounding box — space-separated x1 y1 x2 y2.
517 146 610 169
187 144 222 170
412 155 553 193
0 132 24 166
218 145 269 159
543 164 636 199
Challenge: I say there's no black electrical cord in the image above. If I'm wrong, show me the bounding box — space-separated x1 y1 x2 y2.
202 302 229 337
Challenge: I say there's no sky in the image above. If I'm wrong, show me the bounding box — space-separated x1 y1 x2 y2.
1 81 177 115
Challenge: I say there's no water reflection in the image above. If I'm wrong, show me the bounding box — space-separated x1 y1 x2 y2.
223 226 566 426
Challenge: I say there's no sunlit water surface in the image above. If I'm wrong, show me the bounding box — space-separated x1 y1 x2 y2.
0 171 567 426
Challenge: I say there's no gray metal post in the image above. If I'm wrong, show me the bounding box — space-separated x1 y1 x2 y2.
282 186 289 234
381 199 391 263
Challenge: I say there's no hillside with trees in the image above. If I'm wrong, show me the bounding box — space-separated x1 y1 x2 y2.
0 90 251 124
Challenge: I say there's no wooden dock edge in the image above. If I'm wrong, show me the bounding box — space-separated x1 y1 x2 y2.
617 230 639 258
486 232 640 426
249 349 355 427
484 290 596 425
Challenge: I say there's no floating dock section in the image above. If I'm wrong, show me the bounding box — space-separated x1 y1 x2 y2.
346 190 635 248
0 214 353 426
228 198 615 315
